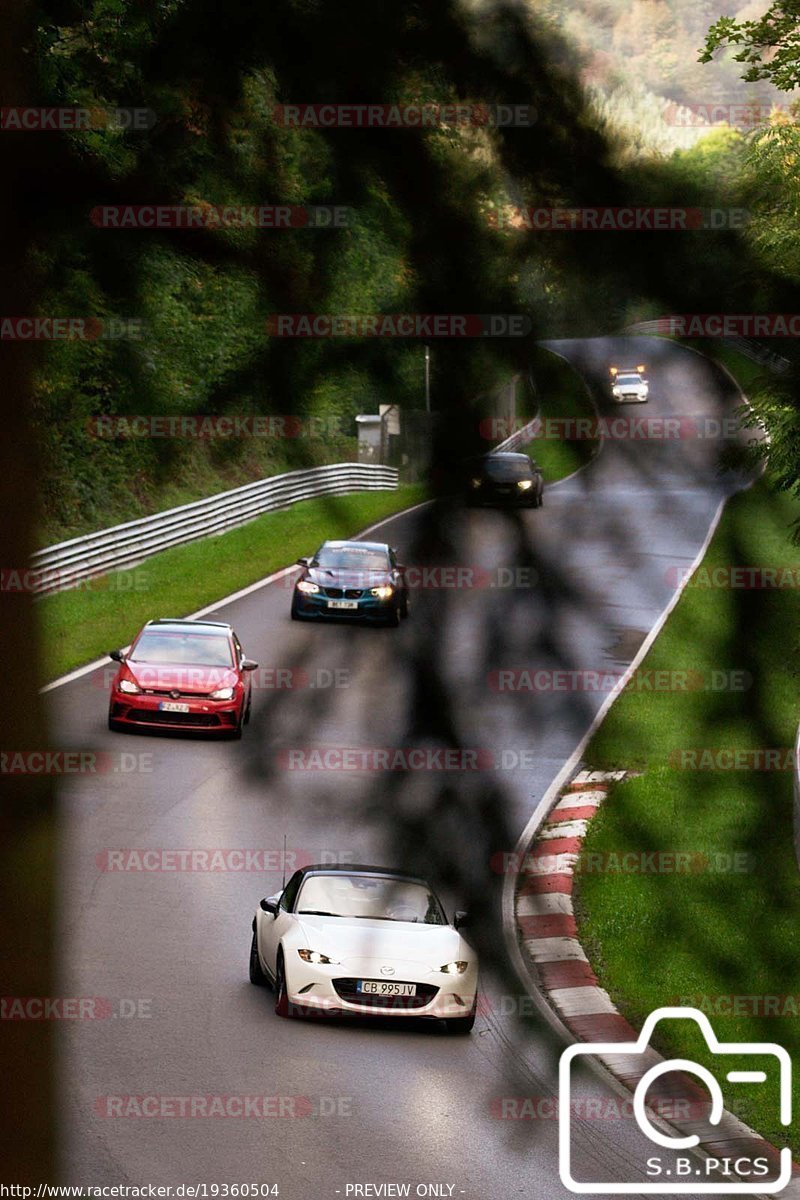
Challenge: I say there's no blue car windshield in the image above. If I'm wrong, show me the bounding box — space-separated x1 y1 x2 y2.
315 548 391 571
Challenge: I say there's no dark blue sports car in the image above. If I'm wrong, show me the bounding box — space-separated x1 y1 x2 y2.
291 540 409 627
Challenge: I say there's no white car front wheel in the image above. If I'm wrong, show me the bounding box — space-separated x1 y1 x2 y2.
249 929 268 987
274 951 295 1018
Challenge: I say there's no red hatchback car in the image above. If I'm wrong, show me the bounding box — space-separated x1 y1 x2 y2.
107 618 258 738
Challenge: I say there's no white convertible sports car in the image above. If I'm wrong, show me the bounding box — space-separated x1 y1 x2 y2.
249 864 479 1033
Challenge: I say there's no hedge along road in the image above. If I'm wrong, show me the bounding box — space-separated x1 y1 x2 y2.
45 337 755 1196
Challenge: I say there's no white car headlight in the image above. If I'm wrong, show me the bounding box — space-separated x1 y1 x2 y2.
296 580 319 594
118 679 140 694
209 686 235 700
370 585 394 599
516 479 533 490
297 949 338 964
439 960 469 975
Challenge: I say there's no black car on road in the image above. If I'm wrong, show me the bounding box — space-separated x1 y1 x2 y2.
466 451 544 508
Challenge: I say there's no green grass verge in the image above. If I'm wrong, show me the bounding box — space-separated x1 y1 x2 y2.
574 479 800 1153
520 346 599 481
38 484 426 680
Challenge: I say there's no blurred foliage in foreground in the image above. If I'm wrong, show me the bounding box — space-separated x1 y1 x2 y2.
29 0 800 539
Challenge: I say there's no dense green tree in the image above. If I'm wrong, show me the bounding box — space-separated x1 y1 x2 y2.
25 0 800 537
702 3 800 90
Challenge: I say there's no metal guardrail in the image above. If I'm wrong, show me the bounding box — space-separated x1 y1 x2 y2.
31 462 398 596
794 724 800 871
626 320 791 374
494 416 539 453
487 371 541 453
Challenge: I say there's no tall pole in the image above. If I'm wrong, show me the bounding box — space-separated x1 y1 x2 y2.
424 344 431 413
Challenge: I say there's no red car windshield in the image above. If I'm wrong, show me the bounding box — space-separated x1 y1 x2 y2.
130 631 235 667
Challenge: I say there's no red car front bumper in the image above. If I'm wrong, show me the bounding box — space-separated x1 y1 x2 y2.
109 691 244 734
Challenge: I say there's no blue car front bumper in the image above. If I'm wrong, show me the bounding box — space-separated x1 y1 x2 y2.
293 590 397 622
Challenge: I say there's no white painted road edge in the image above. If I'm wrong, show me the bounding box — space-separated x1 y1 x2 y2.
500 488 728 893
500 484 800 1195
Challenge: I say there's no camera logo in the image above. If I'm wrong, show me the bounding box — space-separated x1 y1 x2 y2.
559 1007 793 1193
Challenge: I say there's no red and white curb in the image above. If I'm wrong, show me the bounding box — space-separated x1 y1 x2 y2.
514 768 800 1194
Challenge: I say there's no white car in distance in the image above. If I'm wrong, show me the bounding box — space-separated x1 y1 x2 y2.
609 364 649 403
249 865 479 1033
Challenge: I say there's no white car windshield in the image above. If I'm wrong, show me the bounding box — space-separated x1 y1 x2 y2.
296 874 446 924
616 375 642 386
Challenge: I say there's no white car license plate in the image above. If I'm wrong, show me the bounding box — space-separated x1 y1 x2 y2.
357 980 416 997
159 701 190 713
328 599 358 610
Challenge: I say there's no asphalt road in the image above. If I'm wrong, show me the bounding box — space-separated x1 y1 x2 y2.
50 337 754 1197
